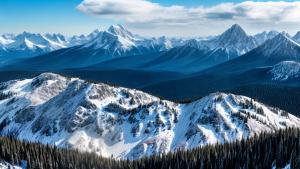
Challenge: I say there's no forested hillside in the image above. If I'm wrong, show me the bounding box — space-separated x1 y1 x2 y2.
0 128 299 169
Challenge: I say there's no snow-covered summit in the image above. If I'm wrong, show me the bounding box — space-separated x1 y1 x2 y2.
107 25 135 40
81 25 187 58
219 24 248 41
7 32 66 51
215 24 257 54
259 33 300 58
83 25 138 54
45 33 68 46
269 61 300 81
0 30 95 60
0 73 299 159
200 24 258 58
167 24 259 63
0 36 14 47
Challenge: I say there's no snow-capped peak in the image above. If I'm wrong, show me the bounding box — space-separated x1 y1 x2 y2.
0 73 299 160
204 24 258 57
269 61 300 81
259 33 300 57
216 24 251 44
0 36 14 46
223 24 247 37
107 24 135 40
154 36 174 49
83 25 138 54
254 30 279 45
7 32 66 51
45 33 68 45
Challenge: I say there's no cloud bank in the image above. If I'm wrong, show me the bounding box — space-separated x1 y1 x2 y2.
77 0 300 36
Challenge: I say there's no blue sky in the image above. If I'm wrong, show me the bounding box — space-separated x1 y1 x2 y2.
0 0 107 35
1 0 300 36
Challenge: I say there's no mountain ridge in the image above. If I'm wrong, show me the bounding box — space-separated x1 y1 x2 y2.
2 24 298 71
0 73 299 159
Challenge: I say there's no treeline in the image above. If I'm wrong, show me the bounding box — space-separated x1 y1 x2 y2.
226 84 300 117
0 128 300 169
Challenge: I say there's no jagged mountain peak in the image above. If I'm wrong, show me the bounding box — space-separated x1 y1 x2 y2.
107 24 134 39
84 30 136 51
79 25 145 58
228 24 245 33
220 24 248 39
0 36 14 46
8 32 66 50
254 30 279 45
1 33 15 40
45 33 67 42
231 32 300 70
0 73 299 159
204 24 257 57
15 32 43 42
259 33 300 57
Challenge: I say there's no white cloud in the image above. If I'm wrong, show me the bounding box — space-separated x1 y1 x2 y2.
77 0 190 24
77 0 300 36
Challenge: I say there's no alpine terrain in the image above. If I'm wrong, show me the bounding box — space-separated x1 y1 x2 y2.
0 73 299 160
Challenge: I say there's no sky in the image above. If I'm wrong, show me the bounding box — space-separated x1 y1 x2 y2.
1 0 300 37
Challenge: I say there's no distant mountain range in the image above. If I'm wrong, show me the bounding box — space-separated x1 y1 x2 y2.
1 24 300 162
141 32 300 115
142 33 300 88
0 32 87 63
0 25 184 65
1 24 300 117
1 24 299 71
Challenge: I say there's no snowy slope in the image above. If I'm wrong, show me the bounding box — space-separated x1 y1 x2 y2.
0 32 69 61
199 32 300 75
0 30 97 61
258 33 300 59
0 36 14 47
135 24 261 73
172 24 259 64
269 61 300 81
8 25 188 68
0 161 22 169
0 73 299 159
293 31 300 43
8 32 66 51
83 25 138 53
136 36 186 52
254 31 279 45
1 24 288 70
201 24 258 58
82 25 185 58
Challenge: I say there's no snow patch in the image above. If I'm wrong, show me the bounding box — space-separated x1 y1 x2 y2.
269 61 300 81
